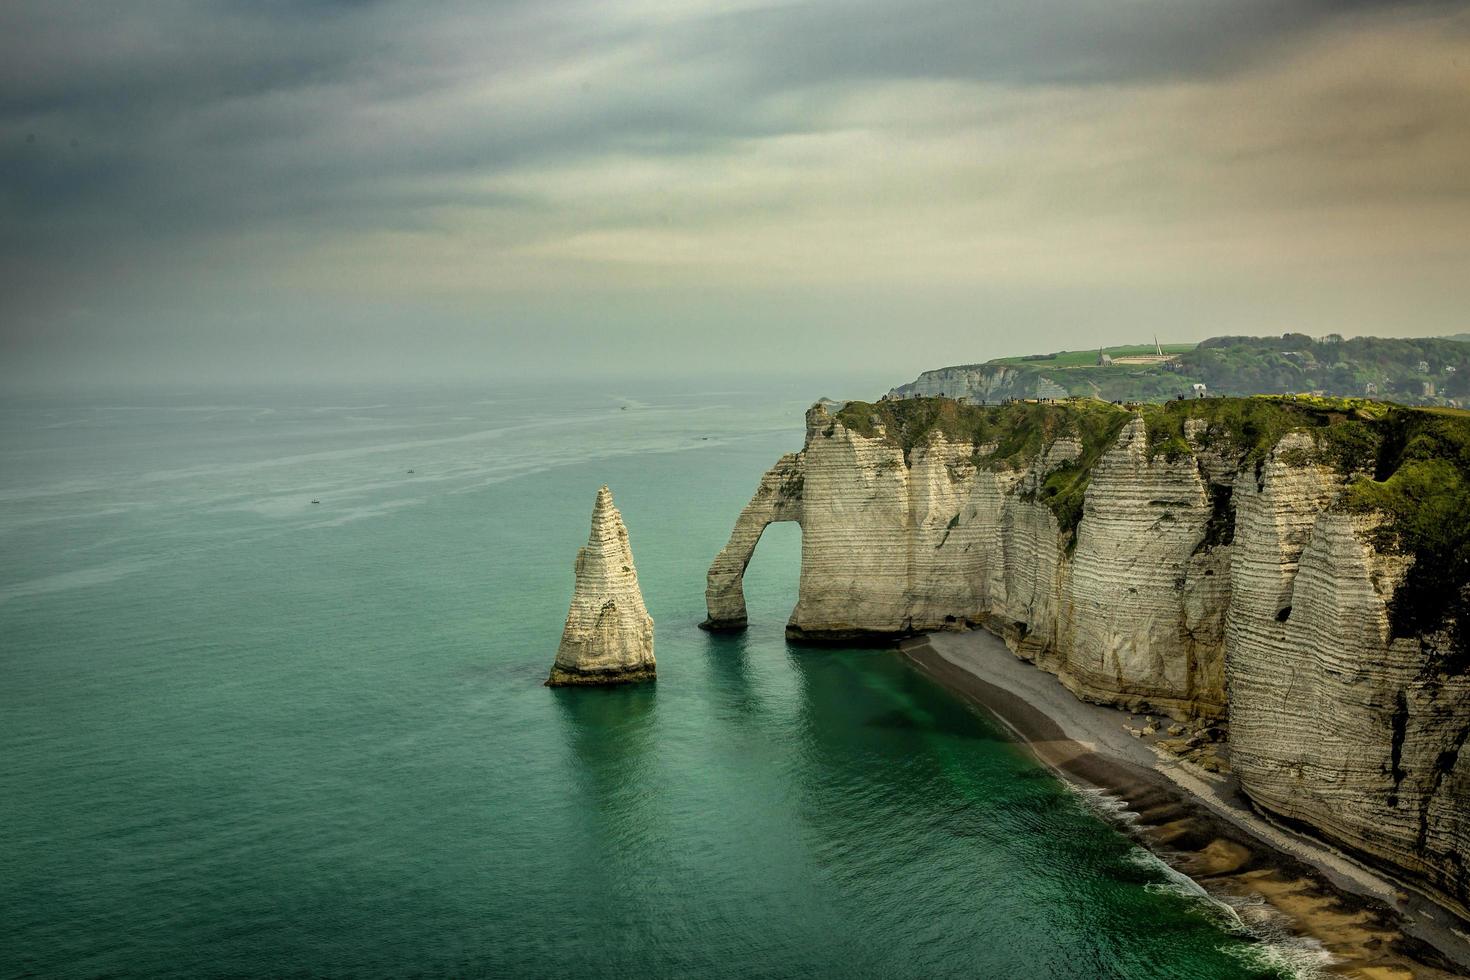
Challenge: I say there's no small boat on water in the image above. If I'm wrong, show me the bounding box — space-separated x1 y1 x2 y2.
310 499 320 504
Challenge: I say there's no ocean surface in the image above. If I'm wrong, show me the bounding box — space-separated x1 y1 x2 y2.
2 378 1313 979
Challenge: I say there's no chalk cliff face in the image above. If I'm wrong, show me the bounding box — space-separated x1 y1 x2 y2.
706 398 1470 914
548 486 655 686
1228 465 1470 914
710 405 1232 716
888 365 1042 402
703 452 803 631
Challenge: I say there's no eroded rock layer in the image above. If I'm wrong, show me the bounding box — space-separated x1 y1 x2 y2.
548 486 655 686
701 452 804 631
706 397 1470 915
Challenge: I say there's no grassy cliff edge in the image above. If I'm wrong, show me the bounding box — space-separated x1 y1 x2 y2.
834 395 1470 662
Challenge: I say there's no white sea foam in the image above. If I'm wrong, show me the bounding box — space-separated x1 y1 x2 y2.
1070 786 1336 980
1073 785 1141 829
1216 894 1336 980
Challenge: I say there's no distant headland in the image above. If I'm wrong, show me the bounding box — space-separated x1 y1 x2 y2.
889 333 1470 407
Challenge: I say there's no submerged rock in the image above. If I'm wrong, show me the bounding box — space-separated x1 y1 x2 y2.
547 486 656 687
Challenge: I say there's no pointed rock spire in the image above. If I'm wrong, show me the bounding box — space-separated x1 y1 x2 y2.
547 486 656 686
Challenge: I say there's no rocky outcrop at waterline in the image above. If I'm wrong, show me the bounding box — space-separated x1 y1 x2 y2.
547 486 655 686
704 395 1470 916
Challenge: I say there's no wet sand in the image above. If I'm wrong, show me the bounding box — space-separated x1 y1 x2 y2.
900 630 1470 979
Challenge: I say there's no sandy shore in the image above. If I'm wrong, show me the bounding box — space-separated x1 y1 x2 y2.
901 630 1470 979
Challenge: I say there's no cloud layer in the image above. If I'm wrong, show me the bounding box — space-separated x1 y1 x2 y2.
3 0 1468 386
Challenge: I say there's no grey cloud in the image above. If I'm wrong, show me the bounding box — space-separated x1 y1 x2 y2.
677 0 1461 90
6 0 1448 261
2 0 1467 387
0 0 790 265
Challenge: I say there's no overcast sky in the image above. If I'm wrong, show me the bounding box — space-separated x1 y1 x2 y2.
3 0 1469 389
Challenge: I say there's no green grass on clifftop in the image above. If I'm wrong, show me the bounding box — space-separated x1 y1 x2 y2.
913 334 1470 406
835 397 1129 465
990 344 1197 367
1341 408 1470 670
835 393 1394 476
1136 395 1389 470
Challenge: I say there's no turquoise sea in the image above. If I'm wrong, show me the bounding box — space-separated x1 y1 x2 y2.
2 379 1311 978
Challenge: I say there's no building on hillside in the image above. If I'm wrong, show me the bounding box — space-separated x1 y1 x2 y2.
1097 350 1112 366
1111 338 1179 366
1418 360 1431 373
1112 353 1178 365
1365 381 1379 396
1191 383 1207 397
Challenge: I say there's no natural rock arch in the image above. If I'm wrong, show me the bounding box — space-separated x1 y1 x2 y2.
699 452 804 631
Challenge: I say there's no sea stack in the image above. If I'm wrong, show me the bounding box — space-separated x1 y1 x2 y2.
547 486 656 686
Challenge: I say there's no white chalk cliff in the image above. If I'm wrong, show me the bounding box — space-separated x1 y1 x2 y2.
888 365 1037 402
706 399 1470 915
548 486 655 686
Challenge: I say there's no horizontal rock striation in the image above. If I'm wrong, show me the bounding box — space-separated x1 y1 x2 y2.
707 396 1470 915
701 452 804 631
888 365 1036 403
548 486 655 686
1230 492 1470 916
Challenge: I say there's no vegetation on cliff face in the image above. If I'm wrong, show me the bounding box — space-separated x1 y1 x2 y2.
835 397 1131 542
835 397 1127 466
1341 408 1470 668
1137 395 1387 470
1029 412 1133 539
836 394 1392 478
832 396 1470 651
